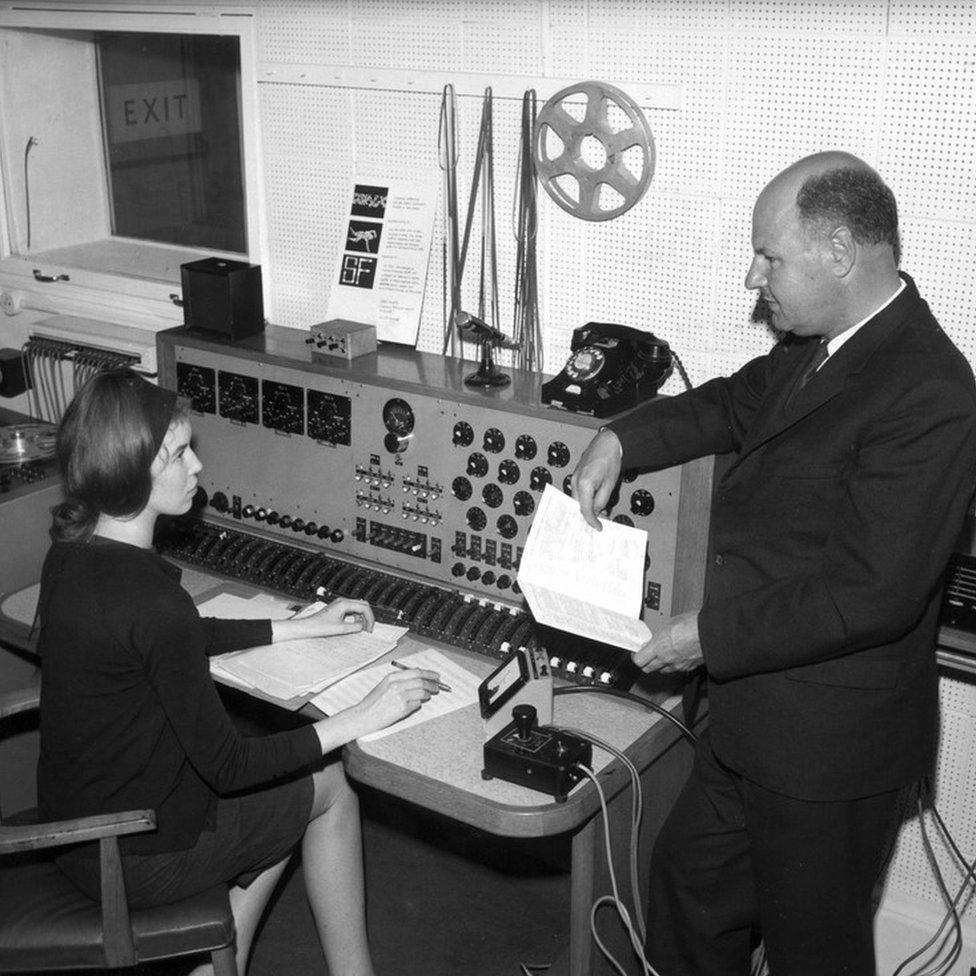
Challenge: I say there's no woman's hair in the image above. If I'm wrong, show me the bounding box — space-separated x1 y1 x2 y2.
51 368 184 543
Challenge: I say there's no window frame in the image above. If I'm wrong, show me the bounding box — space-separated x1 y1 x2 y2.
0 1 265 327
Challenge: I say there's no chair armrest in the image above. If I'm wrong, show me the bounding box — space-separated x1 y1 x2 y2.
0 809 155 854
0 681 41 720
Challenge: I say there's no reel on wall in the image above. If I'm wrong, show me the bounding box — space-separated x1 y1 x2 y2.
533 81 655 222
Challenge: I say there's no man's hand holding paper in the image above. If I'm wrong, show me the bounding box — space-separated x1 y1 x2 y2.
517 483 652 652
632 610 703 673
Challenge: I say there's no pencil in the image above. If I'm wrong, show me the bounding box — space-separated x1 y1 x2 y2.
390 659 452 693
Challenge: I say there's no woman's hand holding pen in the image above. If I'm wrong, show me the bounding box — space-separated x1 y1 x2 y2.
353 669 443 733
312 668 441 752
270 597 375 643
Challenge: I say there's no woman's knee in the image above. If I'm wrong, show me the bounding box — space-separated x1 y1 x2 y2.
309 761 357 821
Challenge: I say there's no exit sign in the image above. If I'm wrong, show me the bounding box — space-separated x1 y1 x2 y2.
106 79 201 143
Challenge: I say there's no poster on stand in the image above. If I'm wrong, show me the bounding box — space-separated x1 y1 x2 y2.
325 179 437 345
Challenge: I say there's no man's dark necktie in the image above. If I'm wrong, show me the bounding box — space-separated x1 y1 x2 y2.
787 341 829 405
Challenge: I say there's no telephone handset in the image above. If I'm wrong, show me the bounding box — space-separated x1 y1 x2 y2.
541 322 673 418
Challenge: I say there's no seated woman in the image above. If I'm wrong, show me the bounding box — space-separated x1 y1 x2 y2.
36 368 440 976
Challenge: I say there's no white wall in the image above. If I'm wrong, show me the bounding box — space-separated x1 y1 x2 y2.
251 3 976 970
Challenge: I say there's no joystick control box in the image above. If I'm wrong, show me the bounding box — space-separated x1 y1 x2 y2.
481 704 592 802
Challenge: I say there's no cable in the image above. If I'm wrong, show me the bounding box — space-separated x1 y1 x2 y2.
891 783 976 976
574 762 661 976
670 349 693 392
558 728 645 937
553 684 698 746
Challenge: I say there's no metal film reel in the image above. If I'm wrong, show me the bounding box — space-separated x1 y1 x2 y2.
533 81 655 222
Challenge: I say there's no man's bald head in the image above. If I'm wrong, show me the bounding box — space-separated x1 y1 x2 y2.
762 152 901 266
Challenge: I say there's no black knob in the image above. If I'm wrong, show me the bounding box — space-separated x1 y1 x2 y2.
211 491 229 513
330 529 344 543
279 514 293 528
513 704 536 740
291 518 305 532
317 524 331 539
451 562 466 577
466 566 481 582
266 511 280 525
304 521 318 535
242 504 255 518
255 507 268 521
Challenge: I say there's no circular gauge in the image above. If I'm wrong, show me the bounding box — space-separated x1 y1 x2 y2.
466 507 488 532
452 476 473 501
383 398 415 436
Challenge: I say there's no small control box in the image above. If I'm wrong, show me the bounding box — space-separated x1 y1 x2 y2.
482 704 592 802
307 319 377 360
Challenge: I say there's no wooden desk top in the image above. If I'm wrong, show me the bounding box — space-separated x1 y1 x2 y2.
0 574 689 841
342 635 689 839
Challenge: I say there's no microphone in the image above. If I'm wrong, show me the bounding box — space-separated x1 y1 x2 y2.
452 310 518 349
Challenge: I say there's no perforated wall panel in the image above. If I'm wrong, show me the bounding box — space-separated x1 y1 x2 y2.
254 1 976 943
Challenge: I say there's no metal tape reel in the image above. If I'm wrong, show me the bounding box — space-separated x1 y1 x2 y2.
533 81 655 222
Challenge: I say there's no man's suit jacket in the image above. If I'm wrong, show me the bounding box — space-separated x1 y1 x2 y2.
609 274 976 800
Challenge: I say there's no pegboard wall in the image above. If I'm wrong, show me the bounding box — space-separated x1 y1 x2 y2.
255 0 976 396
253 0 976 952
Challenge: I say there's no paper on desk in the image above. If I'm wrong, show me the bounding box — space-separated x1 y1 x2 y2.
197 591 295 620
209 617 409 706
517 483 652 652
311 647 481 742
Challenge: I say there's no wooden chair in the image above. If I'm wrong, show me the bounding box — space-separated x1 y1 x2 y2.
0 683 238 974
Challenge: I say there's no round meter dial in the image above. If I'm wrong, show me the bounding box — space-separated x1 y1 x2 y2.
382 398 415 436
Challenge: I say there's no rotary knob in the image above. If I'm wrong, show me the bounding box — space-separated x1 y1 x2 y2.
452 421 474 447
630 489 655 517
514 434 537 460
547 441 571 467
498 459 520 485
529 467 553 492
483 427 505 453
482 483 503 509
497 514 518 539
467 452 489 478
512 491 534 517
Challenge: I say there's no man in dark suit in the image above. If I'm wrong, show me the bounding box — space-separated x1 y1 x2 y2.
570 151 976 975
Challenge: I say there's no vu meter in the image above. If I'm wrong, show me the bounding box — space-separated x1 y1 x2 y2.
383 397 415 453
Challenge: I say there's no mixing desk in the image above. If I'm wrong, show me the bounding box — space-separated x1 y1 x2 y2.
153 325 714 689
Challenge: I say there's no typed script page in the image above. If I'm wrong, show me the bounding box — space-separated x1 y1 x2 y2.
517 484 652 652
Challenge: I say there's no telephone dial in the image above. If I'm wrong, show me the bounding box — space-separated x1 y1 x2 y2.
541 322 673 418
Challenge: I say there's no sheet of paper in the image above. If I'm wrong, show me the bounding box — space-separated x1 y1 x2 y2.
517 483 652 651
311 648 481 742
210 622 408 703
325 178 437 345
197 591 295 620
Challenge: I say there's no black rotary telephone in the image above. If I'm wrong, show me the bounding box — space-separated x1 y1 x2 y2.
541 322 673 418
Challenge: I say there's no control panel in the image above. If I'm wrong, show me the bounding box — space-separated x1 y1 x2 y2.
156 326 713 686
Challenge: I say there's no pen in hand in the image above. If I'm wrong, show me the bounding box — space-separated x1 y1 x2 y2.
390 659 452 693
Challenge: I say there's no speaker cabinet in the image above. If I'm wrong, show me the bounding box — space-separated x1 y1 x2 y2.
180 258 264 340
